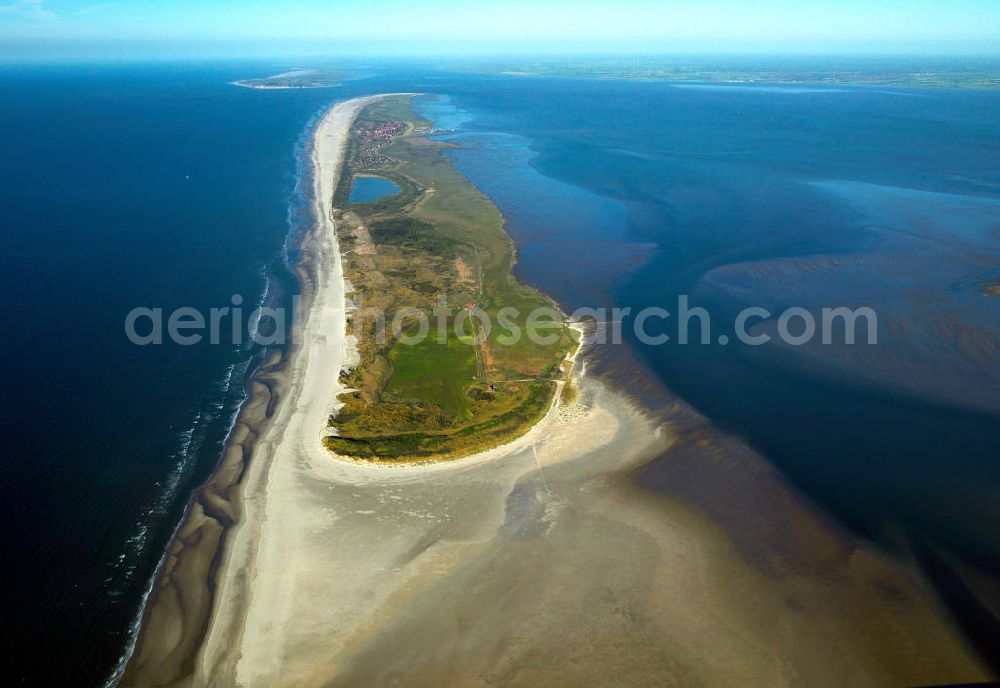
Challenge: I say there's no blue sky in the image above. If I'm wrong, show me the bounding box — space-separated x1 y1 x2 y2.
1 0 998 58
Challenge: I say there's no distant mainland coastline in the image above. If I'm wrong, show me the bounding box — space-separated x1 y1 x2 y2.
454 55 1000 89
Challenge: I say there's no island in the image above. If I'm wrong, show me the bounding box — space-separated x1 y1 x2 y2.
326 95 577 462
232 68 349 89
117 94 988 688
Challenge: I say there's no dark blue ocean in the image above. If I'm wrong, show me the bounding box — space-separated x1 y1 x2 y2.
0 63 342 684
1 62 998 683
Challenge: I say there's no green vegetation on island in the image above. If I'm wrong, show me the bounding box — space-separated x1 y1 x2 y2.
325 95 577 462
233 67 352 89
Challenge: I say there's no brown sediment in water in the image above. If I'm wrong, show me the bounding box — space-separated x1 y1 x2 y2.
116 96 379 687
115 95 991 687
116 355 286 686
116 230 305 687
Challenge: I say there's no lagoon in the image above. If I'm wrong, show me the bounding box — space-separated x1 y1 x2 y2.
349 175 400 202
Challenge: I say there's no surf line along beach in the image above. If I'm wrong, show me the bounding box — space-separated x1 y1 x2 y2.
116 95 986 687
115 95 384 684
113 90 662 685
115 88 655 684
113 91 664 685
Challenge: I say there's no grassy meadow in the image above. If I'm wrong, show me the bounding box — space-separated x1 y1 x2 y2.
326 95 576 461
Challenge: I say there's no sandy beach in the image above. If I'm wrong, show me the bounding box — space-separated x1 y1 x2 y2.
119 95 989 687
118 95 380 686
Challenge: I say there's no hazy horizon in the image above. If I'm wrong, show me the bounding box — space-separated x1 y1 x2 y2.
0 0 998 61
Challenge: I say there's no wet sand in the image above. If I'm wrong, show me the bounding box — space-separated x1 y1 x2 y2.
118 95 379 686
119 95 989 687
